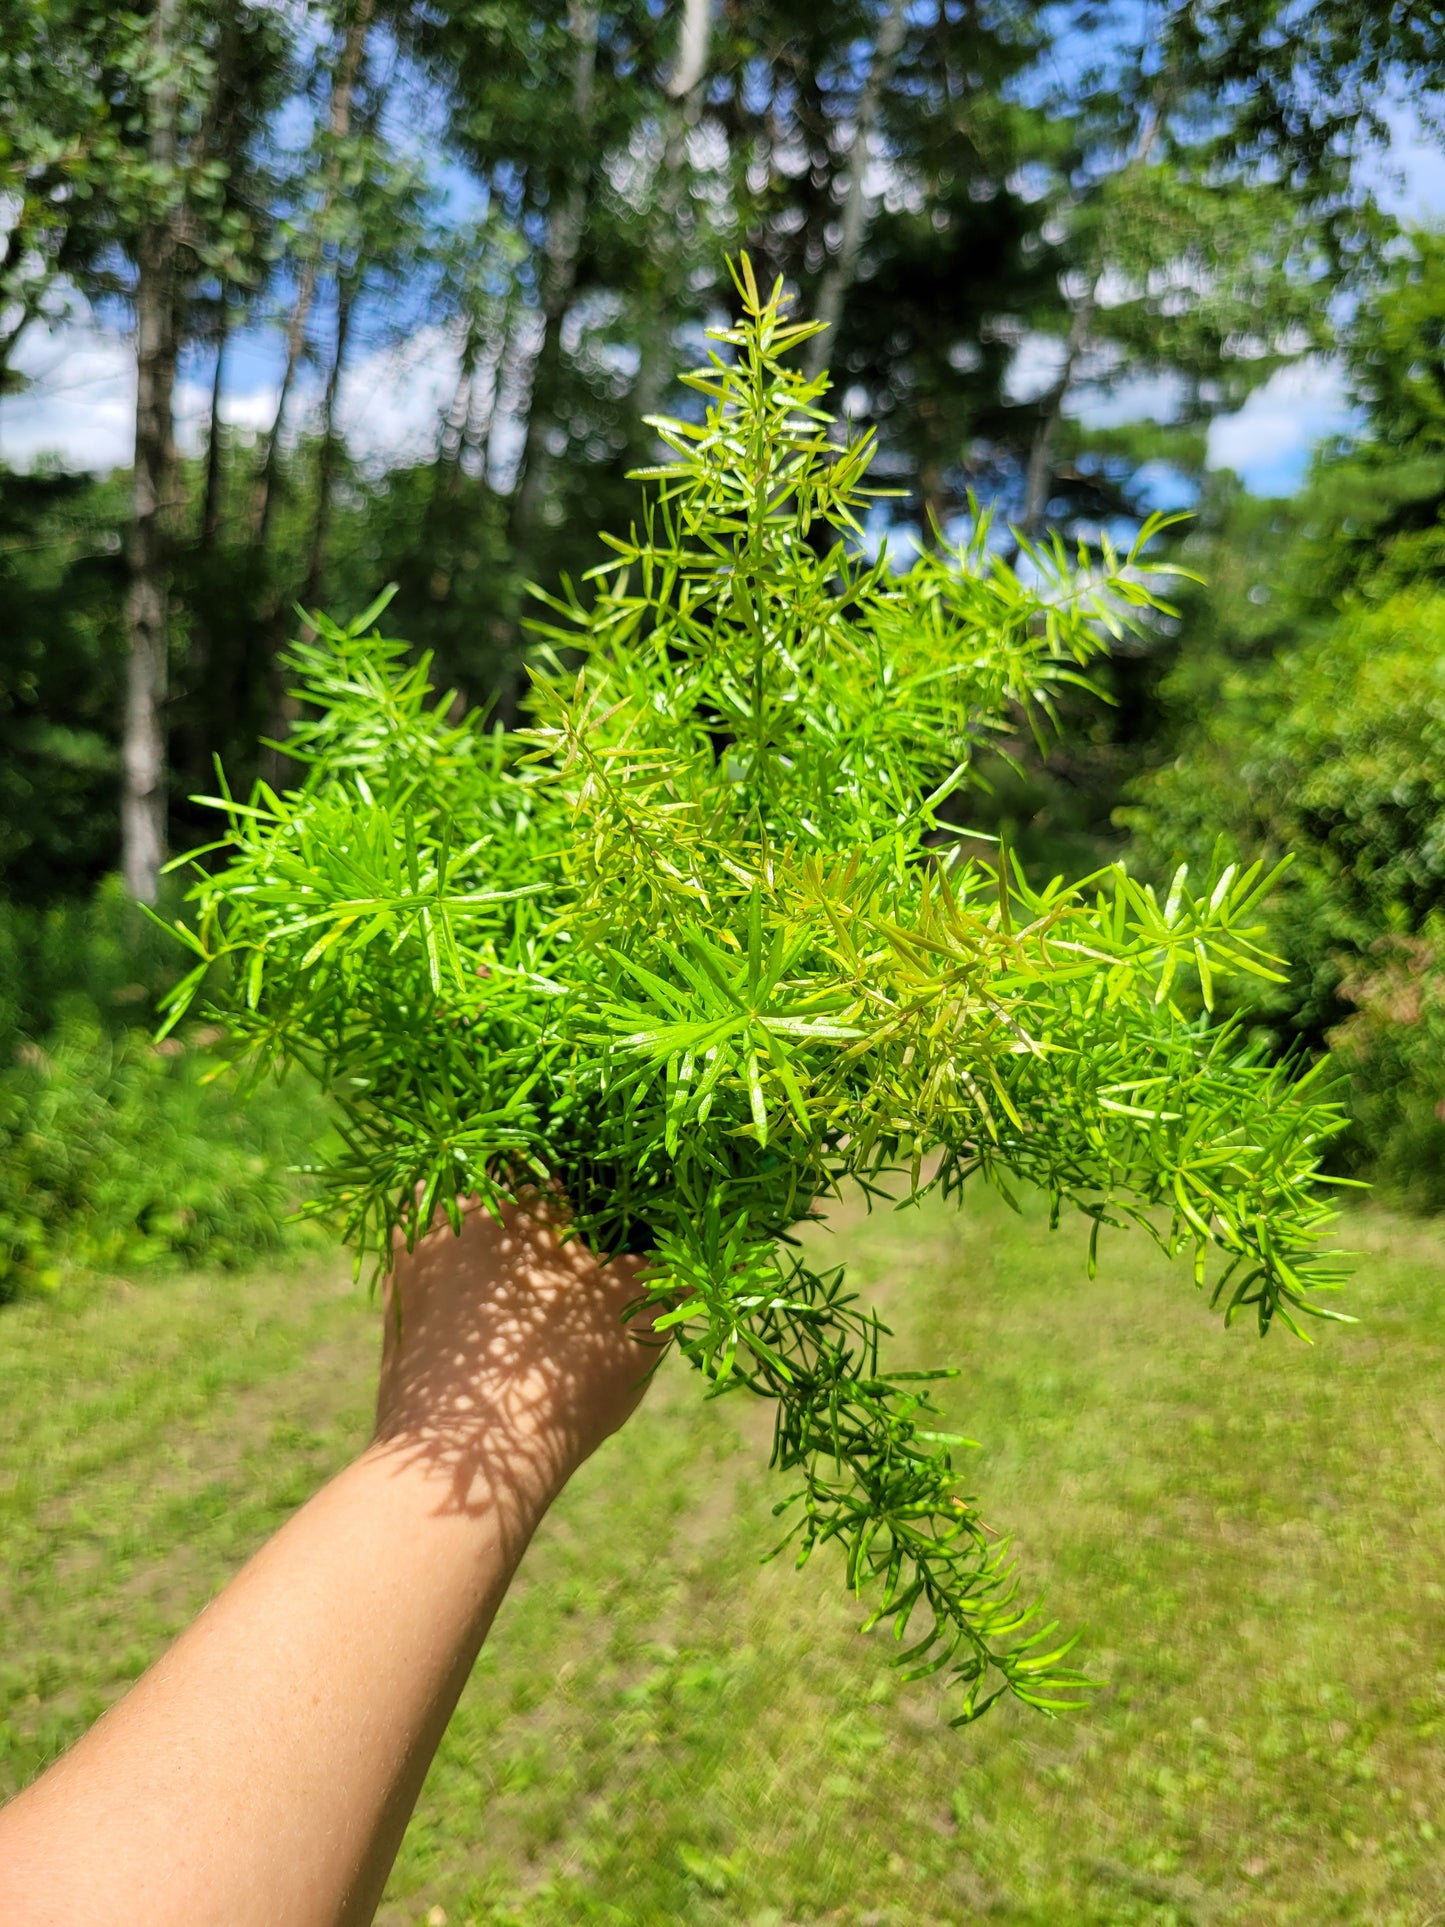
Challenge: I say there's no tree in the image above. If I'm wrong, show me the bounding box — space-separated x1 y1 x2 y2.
0 0 112 395
1125 581 1445 1193
1118 227 1445 1196
1010 0 1346 539
711 0 1064 532
415 0 1075 562
1204 0 1444 239
250 0 377 551
629 0 720 429
799 0 910 385
7 0 1419 909
120 0 185 906
258 54 435 750
0 472 128 898
507 0 601 553
0 0 293 900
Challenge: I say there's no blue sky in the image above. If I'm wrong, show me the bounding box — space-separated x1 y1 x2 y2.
1183 104 1445 497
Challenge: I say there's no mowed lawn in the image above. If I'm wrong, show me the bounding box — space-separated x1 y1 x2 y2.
1 1189 1442 1926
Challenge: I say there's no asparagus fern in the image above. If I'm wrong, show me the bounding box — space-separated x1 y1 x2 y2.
166 260 1350 1723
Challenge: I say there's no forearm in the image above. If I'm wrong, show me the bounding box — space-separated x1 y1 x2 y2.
0 1199 657 1926
0 1433 553 1927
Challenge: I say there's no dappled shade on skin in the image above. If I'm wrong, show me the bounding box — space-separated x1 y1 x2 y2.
373 1196 668 1534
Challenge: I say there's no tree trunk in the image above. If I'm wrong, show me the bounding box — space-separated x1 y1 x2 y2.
508 0 599 551
1020 95 1165 540
802 0 909 385
251 0 374 547
302 268 356 611
1020 285 1098 538
438 351 474 478
666 0 711 102
201 290 231 550
438 314 506 493
438 297 489 474
121 0 183 905
632 0 714 431
262 271 355 777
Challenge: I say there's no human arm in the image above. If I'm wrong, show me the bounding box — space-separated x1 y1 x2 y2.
0 1198 659 1926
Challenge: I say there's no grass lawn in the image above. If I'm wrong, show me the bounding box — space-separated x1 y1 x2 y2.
1 1188 1442 1925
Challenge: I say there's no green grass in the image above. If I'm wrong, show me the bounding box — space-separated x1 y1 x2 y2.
2 1190 1442 1925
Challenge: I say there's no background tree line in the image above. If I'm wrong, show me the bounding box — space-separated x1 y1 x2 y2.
4 0 1445 1279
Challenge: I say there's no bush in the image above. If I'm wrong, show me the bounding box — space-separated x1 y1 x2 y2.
0 876 196 1055
1327 929 1445 1209
0 876 332 1296
0 1015 330 1296
1124 587 1445 1193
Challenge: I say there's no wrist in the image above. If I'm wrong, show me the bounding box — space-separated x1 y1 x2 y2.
369 1199 658 1532
364 1392 575 1526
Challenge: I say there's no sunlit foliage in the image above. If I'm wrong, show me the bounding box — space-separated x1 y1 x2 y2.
169 264 1349 1721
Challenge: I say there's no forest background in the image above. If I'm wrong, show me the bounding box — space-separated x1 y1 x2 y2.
6 0 1445 1284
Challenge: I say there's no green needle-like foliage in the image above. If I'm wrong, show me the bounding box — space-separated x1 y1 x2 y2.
166 260 1351 1723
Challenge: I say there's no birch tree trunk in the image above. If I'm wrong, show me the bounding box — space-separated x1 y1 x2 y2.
437 317 501 491
667 0 711 102
121 0 183 904
438 347 475 480
802 0 909 385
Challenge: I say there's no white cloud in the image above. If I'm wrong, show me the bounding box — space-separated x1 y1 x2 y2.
0 317 1365 503
1004 331 1359 497
1077 372 1188 429
1206 356 1358 495
0 289 1371 505
335 324 459 468
0 311 467 476
0 319 136 471
1369 104 1445 221
0 311 289 472
1004 332 1066 405
214 383 282 435
1006 330 1189 427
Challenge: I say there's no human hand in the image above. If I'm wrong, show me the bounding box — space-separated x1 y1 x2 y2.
372 1195 665 1524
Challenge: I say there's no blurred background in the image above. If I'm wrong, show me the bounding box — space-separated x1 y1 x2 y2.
2 5 1444 1918
6 0 1445 1269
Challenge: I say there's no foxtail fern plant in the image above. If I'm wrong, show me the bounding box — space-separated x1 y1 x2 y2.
166 260 1349 1723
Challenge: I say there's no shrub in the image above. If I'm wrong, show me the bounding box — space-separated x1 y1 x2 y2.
1327 929 1445 1209
0 1015 329 1295
0 875 195 1056
1125 587 1445 1192
170 264 1348 1722
0 871 332 1295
